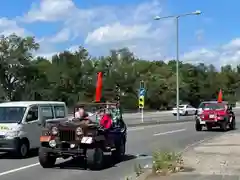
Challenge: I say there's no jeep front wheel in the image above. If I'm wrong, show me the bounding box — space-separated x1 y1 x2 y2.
229 117 236 130
195 121 202 131
112 139 125 162
38 148 56 168
86 148 104 170
220 121 228 132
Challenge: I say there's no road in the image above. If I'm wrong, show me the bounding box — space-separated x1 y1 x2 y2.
0 112 239 180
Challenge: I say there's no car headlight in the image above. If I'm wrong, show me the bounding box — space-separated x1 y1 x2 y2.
76 127 83 136
5 131 19 139
51 127 58 135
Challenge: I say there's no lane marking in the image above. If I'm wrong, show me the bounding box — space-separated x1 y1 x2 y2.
0 163 40 177
153 128 186 136
128 121 193 132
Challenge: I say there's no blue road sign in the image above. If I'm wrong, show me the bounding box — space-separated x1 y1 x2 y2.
139 88 145 96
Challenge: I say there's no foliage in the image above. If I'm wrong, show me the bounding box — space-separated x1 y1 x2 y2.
0 34 240 110
152 150 184 175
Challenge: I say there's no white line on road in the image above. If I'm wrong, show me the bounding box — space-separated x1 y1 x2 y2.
128 121 192 132
0 163 40 177
153 128 186 136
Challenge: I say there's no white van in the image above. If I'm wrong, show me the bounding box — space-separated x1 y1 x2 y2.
0 101 68 158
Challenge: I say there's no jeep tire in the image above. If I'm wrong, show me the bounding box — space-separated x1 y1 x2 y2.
38 148 56 168
195 121 202 131
112 139 125 162
229 117 236 130
86 148 104 170
220 121 228 132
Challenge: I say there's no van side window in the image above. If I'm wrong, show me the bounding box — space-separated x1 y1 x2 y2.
41 106 54 120
26 106 38 122
54 106 65 118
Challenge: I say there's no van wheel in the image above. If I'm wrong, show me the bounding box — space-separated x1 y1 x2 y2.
15 139 29 158
39 148 56 168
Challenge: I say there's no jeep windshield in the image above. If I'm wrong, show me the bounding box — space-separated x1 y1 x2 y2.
199 103 225 110
0 107 26 123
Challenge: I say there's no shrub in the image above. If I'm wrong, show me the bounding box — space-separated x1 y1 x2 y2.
152 150 184 175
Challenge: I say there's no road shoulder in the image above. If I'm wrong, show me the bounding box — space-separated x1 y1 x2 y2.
138 130 240 180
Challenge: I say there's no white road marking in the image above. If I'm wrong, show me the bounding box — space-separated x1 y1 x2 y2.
0 163 40 177
128 127 145 131
153 128 186 136
128 121 192 132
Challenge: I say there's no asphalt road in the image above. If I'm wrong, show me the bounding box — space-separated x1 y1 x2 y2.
1 110 239 180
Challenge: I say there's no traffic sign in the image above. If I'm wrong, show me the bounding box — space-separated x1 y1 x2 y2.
139 88 145 97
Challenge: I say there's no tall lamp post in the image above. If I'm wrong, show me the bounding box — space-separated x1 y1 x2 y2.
154 10 201 121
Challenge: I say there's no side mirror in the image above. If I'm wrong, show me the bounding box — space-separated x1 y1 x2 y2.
38 116 46 127
26 114 33 122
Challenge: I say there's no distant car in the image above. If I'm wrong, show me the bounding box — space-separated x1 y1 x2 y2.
195 101 236 131
172 104 196 116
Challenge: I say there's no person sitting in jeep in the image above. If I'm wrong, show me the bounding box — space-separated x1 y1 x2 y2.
99 109 113 129
74 106 92 124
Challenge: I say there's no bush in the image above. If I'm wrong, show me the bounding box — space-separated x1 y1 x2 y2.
152 150 184 175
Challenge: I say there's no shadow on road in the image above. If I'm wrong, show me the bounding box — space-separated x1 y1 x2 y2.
0 148 39 159
202 127 238 132
54 154 136 171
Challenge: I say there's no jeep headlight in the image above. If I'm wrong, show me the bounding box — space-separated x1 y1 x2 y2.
76 127 83 136
51 126 58 135
5 130 19 139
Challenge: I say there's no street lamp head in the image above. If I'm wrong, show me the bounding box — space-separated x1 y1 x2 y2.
193 10 201 15
154 16 161 20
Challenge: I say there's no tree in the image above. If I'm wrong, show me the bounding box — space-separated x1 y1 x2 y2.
0 34 239 110
0 34 39 100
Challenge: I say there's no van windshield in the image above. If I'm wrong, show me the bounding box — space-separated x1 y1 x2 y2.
0 107 26 123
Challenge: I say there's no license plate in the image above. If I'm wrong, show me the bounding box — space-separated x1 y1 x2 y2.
209 114 215 118
40 136 51 142
81 137 93 144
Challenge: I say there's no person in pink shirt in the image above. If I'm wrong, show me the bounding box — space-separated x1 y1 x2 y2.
99 109 113 129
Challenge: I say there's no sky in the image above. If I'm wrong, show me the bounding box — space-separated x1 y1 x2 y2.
0 0 240 68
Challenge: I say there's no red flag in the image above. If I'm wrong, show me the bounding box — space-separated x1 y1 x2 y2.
218 89 223 103
95 72 103 102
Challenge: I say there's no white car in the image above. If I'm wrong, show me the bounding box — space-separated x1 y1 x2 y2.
172 104 196 116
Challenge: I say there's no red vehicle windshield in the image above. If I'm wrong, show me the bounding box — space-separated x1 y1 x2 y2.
199 103 226 110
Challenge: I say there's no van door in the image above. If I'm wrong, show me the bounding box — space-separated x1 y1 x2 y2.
23 105 41 149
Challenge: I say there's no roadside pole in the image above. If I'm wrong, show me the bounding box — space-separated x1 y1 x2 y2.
139 80 145 123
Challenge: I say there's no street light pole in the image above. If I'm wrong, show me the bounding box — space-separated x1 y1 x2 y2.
176 16 180 121
154 10 201 121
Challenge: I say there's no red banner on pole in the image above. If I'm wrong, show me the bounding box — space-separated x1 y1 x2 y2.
217 89 223 103
95 72 103 102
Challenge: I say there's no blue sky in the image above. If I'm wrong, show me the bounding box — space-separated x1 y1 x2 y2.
0 0 239 67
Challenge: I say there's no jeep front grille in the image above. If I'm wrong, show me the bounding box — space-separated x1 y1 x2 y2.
59 130 75 141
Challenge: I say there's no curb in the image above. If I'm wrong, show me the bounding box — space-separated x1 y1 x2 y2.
127 119 194 127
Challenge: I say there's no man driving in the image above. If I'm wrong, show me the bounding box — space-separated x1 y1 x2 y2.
74 106 91 123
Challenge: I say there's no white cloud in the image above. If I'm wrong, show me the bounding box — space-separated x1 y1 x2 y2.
49 28 70 43
0 18 26 36
22 0 76 22
21 0 174 60
182 38 240 67
85 23 152 45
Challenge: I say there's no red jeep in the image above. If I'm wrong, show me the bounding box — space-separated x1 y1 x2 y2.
195 101 235 131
